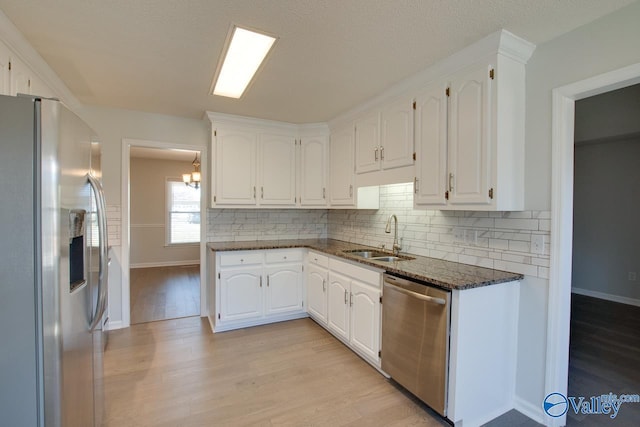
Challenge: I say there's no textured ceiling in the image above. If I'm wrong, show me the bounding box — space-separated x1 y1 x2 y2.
0 0 636 123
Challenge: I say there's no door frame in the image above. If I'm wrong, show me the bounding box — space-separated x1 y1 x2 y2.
545 62 640 426
121 138 208 328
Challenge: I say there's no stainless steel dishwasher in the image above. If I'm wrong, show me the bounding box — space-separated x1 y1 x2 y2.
381 273 451 417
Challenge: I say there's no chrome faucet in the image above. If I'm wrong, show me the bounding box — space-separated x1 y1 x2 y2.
385 214 402 255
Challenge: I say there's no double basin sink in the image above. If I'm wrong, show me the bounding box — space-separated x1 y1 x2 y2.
342 249 414 263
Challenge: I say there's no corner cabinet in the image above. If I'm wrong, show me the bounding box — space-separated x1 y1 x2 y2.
211 249 307 332
414 34 534 210
208 112 329 209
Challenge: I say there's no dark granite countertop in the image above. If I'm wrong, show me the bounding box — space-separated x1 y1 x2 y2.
207 239 523 291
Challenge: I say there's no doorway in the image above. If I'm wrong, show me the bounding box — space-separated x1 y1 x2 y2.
547 63 640 427
567 84 640 425
121 139 207 327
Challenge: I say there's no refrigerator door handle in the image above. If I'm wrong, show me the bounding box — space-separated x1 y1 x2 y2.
88 173 109 331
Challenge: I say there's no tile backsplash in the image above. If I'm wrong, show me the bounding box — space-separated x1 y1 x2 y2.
204 183 551 278
206 209 328 242
327 183 551 279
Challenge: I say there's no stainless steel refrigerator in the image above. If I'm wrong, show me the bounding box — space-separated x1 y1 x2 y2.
0 94 109 426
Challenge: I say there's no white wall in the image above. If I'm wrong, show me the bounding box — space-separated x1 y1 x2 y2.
79 105 208 327
130 157 200 267
517 1 640 416
572 137 640 301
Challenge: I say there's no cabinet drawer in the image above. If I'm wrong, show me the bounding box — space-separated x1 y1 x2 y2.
219 251 263 267
265 249 303 264
308 251 329 268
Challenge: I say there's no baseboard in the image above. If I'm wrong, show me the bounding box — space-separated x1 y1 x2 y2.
572 287 640 307
514 395 546 425
130 260 200 269
106 320 125 331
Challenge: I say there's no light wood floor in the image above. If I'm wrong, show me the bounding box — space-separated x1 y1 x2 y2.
567 294 640 426
102 317 450 426
130 265 200 325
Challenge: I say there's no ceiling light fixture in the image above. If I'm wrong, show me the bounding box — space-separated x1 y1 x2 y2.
211 25 278 99
182 154 201 189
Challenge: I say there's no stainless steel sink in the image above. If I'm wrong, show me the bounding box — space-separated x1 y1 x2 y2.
343 249 389 258
343 249 414 262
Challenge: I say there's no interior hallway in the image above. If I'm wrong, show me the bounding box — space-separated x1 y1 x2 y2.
129 265 200 324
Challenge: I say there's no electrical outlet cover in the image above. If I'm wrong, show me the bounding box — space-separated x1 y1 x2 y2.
531 234 545 255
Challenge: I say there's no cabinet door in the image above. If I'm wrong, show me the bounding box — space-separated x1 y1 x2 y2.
259 133 296 205
265 264 303 315
214 128 257 205
349 280 380 362
327 272 350 341
380 97 414 170
306 264 328 324
10 56 31 96
448 64 491 205
329 126 355 206
414 82 448 206
300 136 328 206
0 43 10 96
219 267 263 322
354 112 380 173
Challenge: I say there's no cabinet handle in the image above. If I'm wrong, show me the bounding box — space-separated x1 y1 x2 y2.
449 173 454 192
322 279 326 292
253 186 256 198
374 147 379 161
323 187 326 199
344 289 348 304
414 177 419 194
260 276 262 287
350 292 353 307
261 186 264 199
267 275 270 287
349 185 353 197
380 146 384 160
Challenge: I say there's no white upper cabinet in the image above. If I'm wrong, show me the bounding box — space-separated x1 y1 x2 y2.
379 96 414 170
259 133 297 205
329 125 355 206
414 35 534 211
9 56 31 97
0 43 10 96
299 135 328 207
354 96 414 175
354 111 380 174
208 113 329 209
214 128 257 205
447 64 491 206
414 81 448 206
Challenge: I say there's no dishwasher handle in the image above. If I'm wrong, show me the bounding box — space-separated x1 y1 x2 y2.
385 280 446 305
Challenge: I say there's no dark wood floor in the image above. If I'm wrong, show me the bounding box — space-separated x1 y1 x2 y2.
567 293 640 426
130 265 200 324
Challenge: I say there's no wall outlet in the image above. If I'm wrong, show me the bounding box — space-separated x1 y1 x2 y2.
629 272 637 281
531 234 545 255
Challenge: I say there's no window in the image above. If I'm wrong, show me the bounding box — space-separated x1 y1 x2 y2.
167 179 200 244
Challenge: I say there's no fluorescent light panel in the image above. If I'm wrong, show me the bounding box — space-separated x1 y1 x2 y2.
212 26 277 99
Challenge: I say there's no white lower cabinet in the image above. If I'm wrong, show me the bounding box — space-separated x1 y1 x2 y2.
265 264 303 315
324 259 382 367
212 249 306 332
306 262 328 325
219 266 263 322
